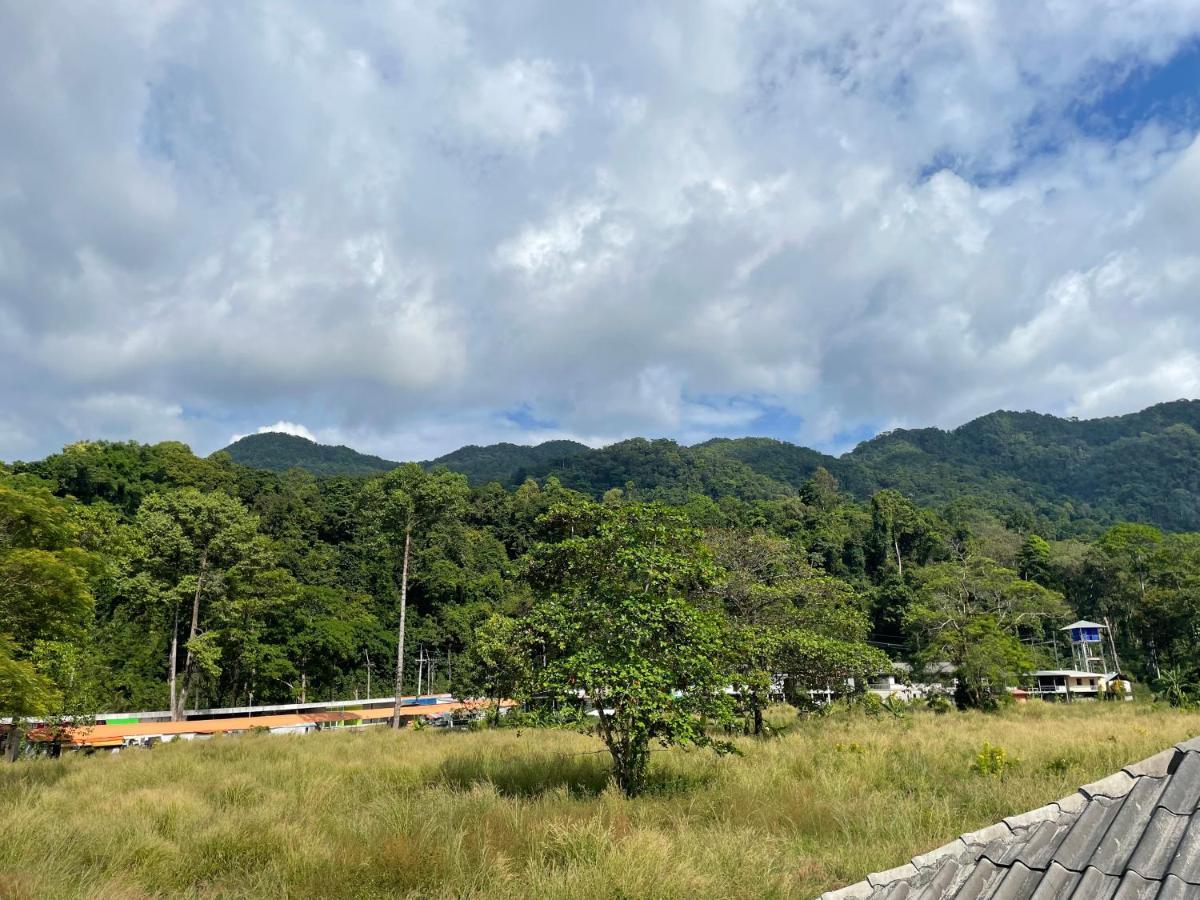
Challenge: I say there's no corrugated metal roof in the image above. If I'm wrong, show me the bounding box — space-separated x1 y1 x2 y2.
35 700 510 746
820 737 1200 900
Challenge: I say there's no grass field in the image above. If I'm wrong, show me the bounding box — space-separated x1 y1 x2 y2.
2 703 1199 899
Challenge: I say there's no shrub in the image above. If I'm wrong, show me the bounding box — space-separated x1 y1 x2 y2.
971 741 1018 777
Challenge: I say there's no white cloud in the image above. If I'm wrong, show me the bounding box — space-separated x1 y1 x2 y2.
460 59 571 151
4 1 1200 462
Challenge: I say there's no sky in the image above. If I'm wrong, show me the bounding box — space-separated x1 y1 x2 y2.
4 1 1200 462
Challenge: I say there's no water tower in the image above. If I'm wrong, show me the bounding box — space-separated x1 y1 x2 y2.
1062 620 1109 673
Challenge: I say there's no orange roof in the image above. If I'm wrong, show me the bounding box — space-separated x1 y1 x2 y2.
57 699 514 746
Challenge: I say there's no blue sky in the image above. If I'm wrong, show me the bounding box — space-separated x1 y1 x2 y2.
3 2 1200 461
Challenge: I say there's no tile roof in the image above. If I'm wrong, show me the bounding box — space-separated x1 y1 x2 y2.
819 737 1200 900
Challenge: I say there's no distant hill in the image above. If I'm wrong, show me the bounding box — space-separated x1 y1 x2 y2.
217 399 1200 531
424 440 591 485
222 433 398 476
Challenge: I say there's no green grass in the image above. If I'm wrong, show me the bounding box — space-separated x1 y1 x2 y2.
2 702 1199 898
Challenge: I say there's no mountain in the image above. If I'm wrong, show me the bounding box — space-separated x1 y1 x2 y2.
217 399 1200 532
222 433 399 476
424 440 591 486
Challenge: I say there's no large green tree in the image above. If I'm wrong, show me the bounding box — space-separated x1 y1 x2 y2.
906 556 1068 708
0 482 94 760
129 488 272 718
526 502 734 796
357 464 469 726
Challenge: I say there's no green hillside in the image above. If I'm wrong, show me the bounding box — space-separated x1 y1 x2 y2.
216 400 1200 532
223 432 398 476
424 440 591 485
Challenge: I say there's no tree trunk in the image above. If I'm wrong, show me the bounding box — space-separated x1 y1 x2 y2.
390 526 412 729
168 604 180 720
176 550 208 720
753 702 763 737
894 534 904 576
4 722 23 763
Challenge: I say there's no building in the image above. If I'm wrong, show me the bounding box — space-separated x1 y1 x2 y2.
1029 621 1133 702
866 662 955 702
1030 670 1132 702
2 695 512 757
821 735 1200 898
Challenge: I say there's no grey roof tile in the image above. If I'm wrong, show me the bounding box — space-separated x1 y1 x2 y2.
913 857 964 900
986 862 1041 900
912 839 971 871
1004 804 1064 832
1122 748 1178 779
1109 870 1160 899
1159 751 1200 815
1026 862 1080 900
1009 818 1073 870
962 822 1014 848
869 864 919 888
1090 776 1169 874
1050 796 1124 871
1155 874 1200 900
1174 737 1200 755
1125 808 1190 880
1054 793 1088 817
951 857 1005 899
821 738 1200 900
819 880 874 899
1067 867 1120 900
1081 771 1136 801
1165 812 1200 884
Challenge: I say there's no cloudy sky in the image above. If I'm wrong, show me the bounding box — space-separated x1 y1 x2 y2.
3 1 1200 462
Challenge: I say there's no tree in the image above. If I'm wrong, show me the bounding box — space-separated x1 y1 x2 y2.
526 502 734 796
870 490 939 576
906 556 1068 708
130 488 265 719
0 483 94 760
1017 534 1052 586
456 613 531 724
1091 523 1166 676
705 529 876 732
357 464 468 728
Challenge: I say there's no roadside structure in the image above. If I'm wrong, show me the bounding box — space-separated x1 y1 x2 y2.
1 696 514 756
1029 622 1133 703
819 735 1200 898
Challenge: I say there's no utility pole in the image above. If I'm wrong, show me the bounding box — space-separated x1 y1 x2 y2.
1103 616 1122 673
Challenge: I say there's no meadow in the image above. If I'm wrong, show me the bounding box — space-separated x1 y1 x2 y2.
2 703 1199 899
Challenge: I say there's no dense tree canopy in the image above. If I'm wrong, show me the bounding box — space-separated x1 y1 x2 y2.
8 417 1200 765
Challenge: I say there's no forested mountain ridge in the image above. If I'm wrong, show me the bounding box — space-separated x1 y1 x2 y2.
8 402 1200 732
423 439 591 486
224 432 399 476
220 400 1200 533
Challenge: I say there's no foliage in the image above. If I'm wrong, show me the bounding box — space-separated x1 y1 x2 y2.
10 400 1200 736
1156 668 1197 709
224 432 399 476
906 557 1068 708
0 482 96 756
971 741 1018 777
217 399 1200 534
525 502 735 796
456 614 532 724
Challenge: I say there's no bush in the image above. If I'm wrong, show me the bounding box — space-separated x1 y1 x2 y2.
926 695 953 715
971 741 1018 777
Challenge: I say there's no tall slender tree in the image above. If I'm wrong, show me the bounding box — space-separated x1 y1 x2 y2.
358 465 468 728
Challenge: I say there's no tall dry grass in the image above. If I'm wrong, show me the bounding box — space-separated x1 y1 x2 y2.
2 702 1198 898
